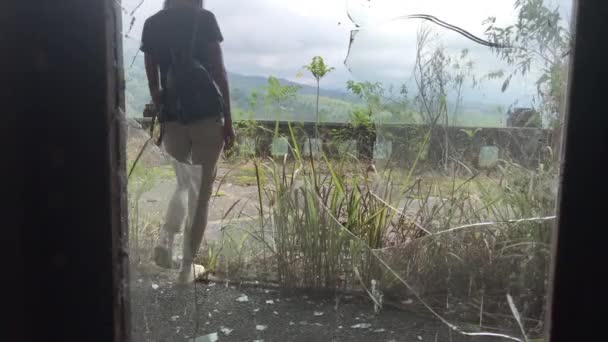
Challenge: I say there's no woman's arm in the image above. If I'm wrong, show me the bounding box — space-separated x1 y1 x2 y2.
144 53 161 108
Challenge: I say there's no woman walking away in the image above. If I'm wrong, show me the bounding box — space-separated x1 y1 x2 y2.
140 0 235 284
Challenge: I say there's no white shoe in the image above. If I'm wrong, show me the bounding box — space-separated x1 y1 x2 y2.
154 230 175 269
177 263 206 285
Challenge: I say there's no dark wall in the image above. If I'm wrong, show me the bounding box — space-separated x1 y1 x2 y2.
237 121 550 168
3 1 129 341
549 1 608 341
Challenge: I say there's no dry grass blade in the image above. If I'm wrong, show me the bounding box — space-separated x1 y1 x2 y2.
353 267 383 311
128 136 153 179
222 199 242 221
313 190 525 342
507 294 529 342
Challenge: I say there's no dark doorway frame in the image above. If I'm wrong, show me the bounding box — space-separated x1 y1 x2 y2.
548 0 608 341
3 0 607 341
4 0 128 341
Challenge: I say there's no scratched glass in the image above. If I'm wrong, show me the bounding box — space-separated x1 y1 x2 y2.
122 0 572 340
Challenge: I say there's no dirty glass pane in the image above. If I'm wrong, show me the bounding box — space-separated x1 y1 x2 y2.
123 0 572 340
271 137 289 157
373 136 392 162
302 138 323 158
336 139 358 158
233 136 256 159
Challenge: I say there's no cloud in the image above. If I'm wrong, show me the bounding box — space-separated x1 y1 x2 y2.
207 0 352 86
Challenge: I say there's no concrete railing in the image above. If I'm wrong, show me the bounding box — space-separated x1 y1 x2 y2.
135 118 551 168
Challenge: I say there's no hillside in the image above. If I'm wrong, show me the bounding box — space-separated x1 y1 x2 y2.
123 39 505 126
123 39 358 122
227 73 355 102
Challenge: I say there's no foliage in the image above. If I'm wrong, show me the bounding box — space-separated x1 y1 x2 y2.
261 76 301 150
413 28 451 127
303 56 335 84
413 27 479 170
228 92 262 160
264 76 301 108
484 0 571 127
304 56 335 128
346 80 384 111
247 127 398 288
297 94 357 122
125 108 556 340
450 49 477 126
263 76 300 122
226 128 556 337
197 228 250 278
349 107 373 128
127 160 162 265
229 115 259 160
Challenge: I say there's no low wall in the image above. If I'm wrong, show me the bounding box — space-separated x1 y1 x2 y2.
135 118 551 168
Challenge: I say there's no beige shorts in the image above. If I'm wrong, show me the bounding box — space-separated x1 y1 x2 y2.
161 116 224 252
162 116 225 166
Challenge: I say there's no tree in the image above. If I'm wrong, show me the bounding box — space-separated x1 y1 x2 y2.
248 90 260 113
346 81 384 164
412 27 452 170
346 80 383 116
303 56 335 132
264 76 300 120
263 76 300 134
412 26 476 171
484 0 571 154
347 80 413 124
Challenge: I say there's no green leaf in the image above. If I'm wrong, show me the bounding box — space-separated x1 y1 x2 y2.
501 74 513 92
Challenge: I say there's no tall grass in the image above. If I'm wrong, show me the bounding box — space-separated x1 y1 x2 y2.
228 122 557 338
126 116 556 338
242 124 426 289
127 160 162 265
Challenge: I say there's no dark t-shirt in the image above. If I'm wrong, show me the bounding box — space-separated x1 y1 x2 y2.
140 8 223 90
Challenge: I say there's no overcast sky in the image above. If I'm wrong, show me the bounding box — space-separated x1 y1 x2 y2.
123 0 573 105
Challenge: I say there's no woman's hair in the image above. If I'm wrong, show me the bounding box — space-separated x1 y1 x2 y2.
163 0 203 9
